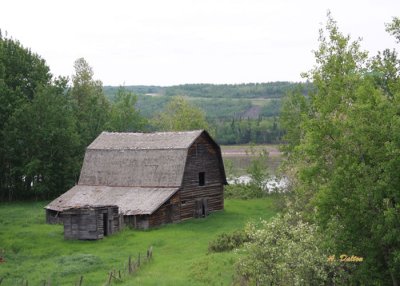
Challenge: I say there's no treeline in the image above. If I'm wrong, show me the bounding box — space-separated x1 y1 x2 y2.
164 82 305 98
214 117 281 145
104 82 309 99
0 35 145 201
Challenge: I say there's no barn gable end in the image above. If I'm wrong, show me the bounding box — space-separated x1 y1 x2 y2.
180 132 226 220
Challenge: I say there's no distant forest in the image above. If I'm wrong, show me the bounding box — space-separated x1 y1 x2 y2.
104 82 305 99
104 82 311 144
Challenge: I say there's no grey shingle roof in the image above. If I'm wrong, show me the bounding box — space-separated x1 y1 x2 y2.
78 148 187 187
78 131 206 187
45 185 179 215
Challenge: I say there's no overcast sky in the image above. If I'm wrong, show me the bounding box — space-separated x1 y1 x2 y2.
1 0 399 86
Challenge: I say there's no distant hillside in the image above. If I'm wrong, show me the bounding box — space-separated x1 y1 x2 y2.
104 82 308 99
103 82 310 120
103 82 311 144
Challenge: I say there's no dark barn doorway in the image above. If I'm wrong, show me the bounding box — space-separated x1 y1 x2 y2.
103 213 109 236
195 198 208 218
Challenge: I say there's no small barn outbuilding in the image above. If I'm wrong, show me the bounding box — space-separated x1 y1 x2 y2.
45 130 227 238
63 205 120 240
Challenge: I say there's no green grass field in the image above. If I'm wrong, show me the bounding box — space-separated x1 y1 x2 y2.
0 198 278 285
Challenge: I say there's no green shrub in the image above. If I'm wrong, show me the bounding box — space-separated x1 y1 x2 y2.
224 183 264 200
236 212 354 285
208 230 250 253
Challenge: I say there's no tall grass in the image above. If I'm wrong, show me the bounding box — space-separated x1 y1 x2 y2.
0 198 278 285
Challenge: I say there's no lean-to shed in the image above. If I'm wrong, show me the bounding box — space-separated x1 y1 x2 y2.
45 130 227 233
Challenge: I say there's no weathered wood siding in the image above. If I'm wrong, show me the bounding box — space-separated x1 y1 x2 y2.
180 133 225 220
124 215 148 229
124 192 181 229
46 209 63 224
63 206 120 240
148 192 181 227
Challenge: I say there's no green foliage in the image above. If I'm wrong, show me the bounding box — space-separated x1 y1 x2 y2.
246 147 269 191
70 58 111 149
0 35 148 201
236 212 353 285
281 14 400 284
191 98 252 120
136 94 171 118
224 184 261 200
279 85 310 154
386 17 400 43
104 84 295 144
225 148 270 199
260 99 281 117
104 82 308 100
106 86 146 132
0 35 66 201
208 230 249 253
164 82 304 99
3 81 80 199
152 96 209 131
215 117 282 145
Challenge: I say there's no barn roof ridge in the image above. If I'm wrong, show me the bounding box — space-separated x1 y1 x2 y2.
87 147 189 151
87 130 205 150
77 184 181 188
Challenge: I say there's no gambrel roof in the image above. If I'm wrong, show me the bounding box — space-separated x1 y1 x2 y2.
78 130 205 187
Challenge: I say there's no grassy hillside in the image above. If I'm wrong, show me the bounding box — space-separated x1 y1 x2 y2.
103 82 310 120
0 198 279 285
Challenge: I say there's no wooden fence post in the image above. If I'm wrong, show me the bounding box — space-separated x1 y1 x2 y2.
138 253 141 267
78 276 83 286
148 246 153 260
128 256 132 274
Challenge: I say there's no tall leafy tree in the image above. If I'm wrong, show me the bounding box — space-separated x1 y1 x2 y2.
152 96 209 131
0 34 52 200
281 14 400 284
4 78 80 199
70 58 110 149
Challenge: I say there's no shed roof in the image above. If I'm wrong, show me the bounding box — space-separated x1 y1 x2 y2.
45 185 178 215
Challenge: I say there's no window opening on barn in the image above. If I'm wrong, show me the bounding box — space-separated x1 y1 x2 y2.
199 172 205 186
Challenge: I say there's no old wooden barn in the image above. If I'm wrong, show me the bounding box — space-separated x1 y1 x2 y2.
45 130 227 239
